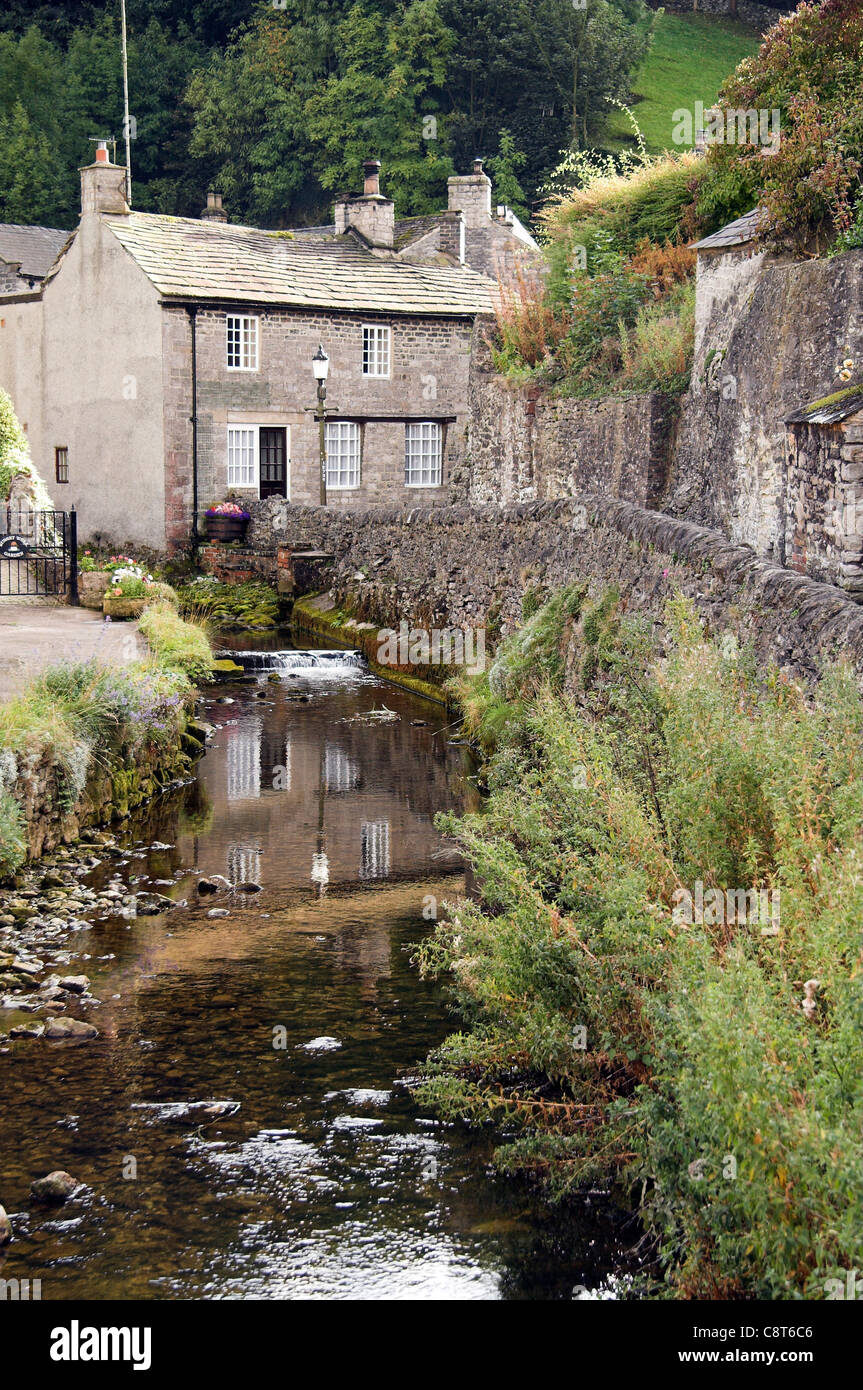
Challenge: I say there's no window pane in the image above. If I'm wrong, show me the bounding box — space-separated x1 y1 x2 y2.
325 421 360 488
227 426 256 486
227 315 258 369
362 325 390 377
405 422 441 486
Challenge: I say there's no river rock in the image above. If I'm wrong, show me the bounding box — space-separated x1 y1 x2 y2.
135 892 175 915
207 908 230 920
9 1021 44 1038
30 1170 79 1204
0 1204 11 1245
44 1016 100 1040
234 882 262 893
59 976 89 994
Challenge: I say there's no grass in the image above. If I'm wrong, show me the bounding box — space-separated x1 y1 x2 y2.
604 13 761 154
138 602 216 683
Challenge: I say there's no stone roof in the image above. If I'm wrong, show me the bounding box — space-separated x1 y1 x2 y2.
692 208 765 252
787 385 863 425
100 211 496 316
0 223 69 280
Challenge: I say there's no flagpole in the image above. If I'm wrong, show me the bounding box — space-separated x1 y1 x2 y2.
120 0 132 205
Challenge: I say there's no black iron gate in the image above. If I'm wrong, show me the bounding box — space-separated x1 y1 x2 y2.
0 508 78 602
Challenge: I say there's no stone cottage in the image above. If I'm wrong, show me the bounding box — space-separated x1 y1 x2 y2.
785 386 863 600
0 149 536 551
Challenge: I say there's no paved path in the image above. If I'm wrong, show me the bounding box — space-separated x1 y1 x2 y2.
0 600 143 703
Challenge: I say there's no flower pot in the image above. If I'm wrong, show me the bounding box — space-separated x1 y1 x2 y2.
205 514 249 543
79 571 110 611
102 594 147 620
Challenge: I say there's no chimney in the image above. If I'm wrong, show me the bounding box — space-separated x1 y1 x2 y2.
80 141 130 216
201 190 228 223
334 158 394 252
447 157 492 229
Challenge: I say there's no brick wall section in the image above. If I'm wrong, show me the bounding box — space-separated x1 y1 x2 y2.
161 303 474 547
786 418 863 599
252 497 863 688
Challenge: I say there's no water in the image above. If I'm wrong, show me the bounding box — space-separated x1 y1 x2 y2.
0 637 636 1300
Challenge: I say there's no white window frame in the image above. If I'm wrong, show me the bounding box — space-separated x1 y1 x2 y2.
325 420 361 490
362 323 391 378
226 314 259 371
227 425 258 489
404 421 443 488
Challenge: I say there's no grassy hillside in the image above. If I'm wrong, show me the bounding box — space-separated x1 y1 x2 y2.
605 11 761 153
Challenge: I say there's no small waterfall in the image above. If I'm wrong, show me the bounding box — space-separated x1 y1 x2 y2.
225 649 367 675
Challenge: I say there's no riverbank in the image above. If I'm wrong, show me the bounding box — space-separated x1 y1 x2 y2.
415 583 863 1299
0 601 215 873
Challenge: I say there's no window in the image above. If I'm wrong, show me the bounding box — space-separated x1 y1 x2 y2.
325 421 361 489
226 314 258 370
54 447 69 484
362 324 390 377
404 422 442 487
360 820 390 880
227 426 257 488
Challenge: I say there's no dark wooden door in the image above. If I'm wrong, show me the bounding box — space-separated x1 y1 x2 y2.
259 427 288 499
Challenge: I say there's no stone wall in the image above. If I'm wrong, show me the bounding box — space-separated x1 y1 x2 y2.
467 323 674 507
11 727 200 862
670 248 863 563
785 418 863 599
251 497 863 688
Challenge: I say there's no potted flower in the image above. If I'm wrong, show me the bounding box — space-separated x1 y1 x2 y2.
204 502 251 543
102 564 158 619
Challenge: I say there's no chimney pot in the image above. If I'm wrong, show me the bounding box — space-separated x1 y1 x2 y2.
363 158 382 198
201 189 228 222
472 157 484 175
95 140 109 164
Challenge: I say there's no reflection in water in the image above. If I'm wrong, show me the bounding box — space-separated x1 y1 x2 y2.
0 645 638 1299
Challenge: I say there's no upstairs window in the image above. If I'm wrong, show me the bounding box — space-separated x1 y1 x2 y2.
227 314 258 370
325 421 361 489
54 446 69 483
362 324 390 377
404 422 442 487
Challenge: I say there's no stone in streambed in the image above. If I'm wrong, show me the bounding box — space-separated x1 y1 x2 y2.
0 1204 12 1245
234 882 262 893
207 908 230 920
30 1170 79 1204
135 892 176 915
44 1016 99 1040
9 1021 45 1039
59 976 89 994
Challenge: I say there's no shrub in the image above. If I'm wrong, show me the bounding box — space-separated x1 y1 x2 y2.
618 280 695 393
699 0 863 253
420 591 863 1298
492 265 570 373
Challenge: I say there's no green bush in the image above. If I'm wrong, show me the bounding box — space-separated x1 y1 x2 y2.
420 591 863 1298
699 0 863 253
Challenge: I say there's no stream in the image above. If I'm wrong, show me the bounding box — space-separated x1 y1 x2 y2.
0 635 635 1300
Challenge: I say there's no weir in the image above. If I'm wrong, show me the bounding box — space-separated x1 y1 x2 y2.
223 648 366 674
